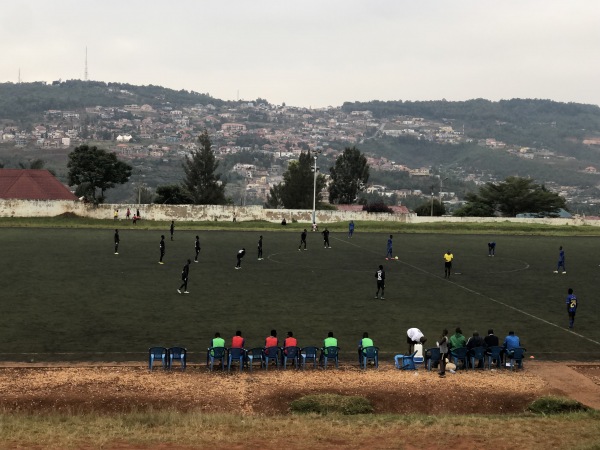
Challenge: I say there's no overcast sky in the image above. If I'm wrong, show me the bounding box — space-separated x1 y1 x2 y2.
1 1 599 108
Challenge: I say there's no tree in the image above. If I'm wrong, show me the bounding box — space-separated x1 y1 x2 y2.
264 184 284 208
328 146 369 204
181 130 227 204
155 185 190 204
414 199 446 216
67 145 132 203
268 151 326 209
453 176 566 217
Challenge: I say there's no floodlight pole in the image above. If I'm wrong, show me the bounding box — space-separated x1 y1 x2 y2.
439 176 448 205
312 154 318 225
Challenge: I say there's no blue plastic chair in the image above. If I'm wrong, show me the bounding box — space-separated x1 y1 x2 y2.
168 346 187 371
399 351 418 370
227 347 246 372
450 347 469 370
361 346 379 369
148 347 168 370
485 346 504 369
321 346 340 369
207 346 226 371
282 346 300 369
468 346 486 370
425 347 441 371
264 346 281 370
506 347 526 370
300 346 319 369
247 347 265 371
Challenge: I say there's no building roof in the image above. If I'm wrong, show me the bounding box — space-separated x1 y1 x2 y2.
0 169 77 200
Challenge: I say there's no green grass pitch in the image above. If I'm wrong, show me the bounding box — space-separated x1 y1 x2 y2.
0 227 598 362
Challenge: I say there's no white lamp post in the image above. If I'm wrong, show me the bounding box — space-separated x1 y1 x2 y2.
312 154 318 225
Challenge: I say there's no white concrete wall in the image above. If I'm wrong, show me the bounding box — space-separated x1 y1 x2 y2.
0 199 597 227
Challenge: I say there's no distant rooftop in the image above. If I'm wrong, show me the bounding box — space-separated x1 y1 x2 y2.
0 169 77 201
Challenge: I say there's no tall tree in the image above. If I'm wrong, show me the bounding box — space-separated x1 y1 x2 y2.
67 145 132 203
454 176 566 217
328 146 369 204
182 130 227 204
268 151 326 209
414 199 446 216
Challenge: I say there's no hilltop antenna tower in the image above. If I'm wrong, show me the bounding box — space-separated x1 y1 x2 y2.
84 46 88 81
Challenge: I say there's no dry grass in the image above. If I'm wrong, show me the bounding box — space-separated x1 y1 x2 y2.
0 411 599 449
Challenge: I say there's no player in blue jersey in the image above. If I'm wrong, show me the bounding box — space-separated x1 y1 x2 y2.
554 246 566 274
348 220 355 238
385 235 393 260
375 265 385 299
488 241 496 256
566 288 578 329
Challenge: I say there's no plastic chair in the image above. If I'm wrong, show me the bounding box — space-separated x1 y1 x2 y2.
399 351 418 370
148 347 168 370
207 346 226 371
283 346 300 369
485 346 504 369
506 347 526 370
321 346 340 369
227 348 246 372
468 346 486 370
246 347 265 371
300 346 319 369
450 347 469 370
264 346 281 370
168 346 187 371
425 347 441 371
361 346 379 369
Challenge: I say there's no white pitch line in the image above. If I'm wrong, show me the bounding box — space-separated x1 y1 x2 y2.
332 235 600 347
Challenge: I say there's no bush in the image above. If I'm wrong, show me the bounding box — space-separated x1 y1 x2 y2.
290 394 373 415
528 396 589 414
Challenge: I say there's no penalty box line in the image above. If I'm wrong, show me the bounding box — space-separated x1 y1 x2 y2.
403 259 600 348
333 235 600 348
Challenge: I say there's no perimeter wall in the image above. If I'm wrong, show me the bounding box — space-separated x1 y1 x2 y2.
0 199 597 227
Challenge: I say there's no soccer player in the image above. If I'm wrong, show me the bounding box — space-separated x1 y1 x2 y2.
385 235 393 260
438 329 449 377
375 265 385 299
257 235 263 260
566 288 578 329
235 248 246 269
298 229 307 251
444 250 453 278
114 229 120 255
126 208 131 220
159 235 165 264
194 235 201 262
113 209 118 220
488 241 496 256
322 228 331 248
321 331 338 362
555 246 566 274
348 220 354 238
170 221 175 241
207 332 225 366
177 259 191 294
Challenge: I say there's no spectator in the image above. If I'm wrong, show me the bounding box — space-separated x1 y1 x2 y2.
207 332 225 366
466 331 485 368
321 331 338 362
438 329 449 377
358 332 374 365
265 330 278 348
503 330 523 368
449 327 466 350
231 330 245 349
283 331 297 355
484 329 501 365
406 327 427 355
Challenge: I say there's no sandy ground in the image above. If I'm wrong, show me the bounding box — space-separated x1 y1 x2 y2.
1 360 598 414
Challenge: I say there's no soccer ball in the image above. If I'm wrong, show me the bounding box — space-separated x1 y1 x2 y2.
395 256 398 260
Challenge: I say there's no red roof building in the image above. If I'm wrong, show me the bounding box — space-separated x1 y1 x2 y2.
0 169 77 201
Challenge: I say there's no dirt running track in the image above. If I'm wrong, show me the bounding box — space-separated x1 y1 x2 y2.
0 361 598 414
